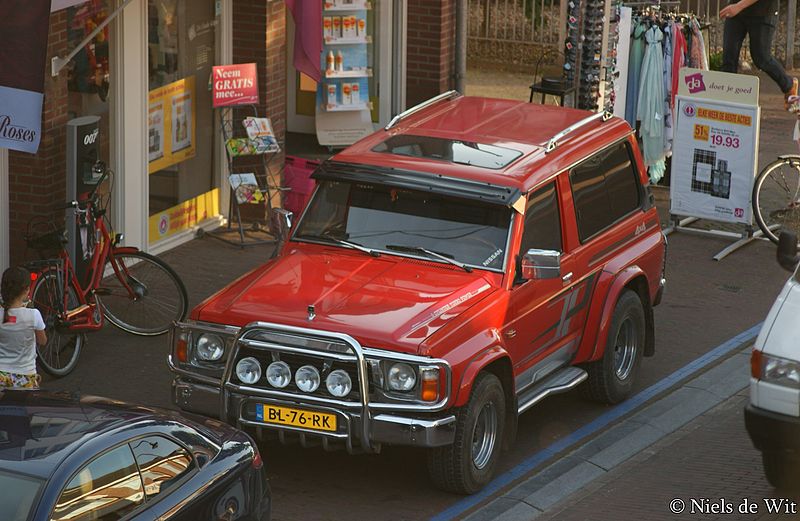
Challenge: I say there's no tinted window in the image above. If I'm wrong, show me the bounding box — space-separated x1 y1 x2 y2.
53 445 144 521
372 135 523 169
520 182 562 254
0 469 43 521
570 142 641 241
130 436 193 500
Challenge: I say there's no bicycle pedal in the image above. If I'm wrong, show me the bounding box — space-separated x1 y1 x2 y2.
66 305 91 319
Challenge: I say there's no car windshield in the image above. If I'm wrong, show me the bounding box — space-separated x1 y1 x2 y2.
294 180 512 271
0 469 43 521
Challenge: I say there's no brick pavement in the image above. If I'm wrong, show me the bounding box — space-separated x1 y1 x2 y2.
536 391 800 521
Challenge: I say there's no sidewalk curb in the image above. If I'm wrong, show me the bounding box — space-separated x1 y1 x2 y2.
444 326 760 521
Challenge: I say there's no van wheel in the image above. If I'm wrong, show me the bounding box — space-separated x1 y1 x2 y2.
585 290 645 404
762 452 800 490
427 373 505 494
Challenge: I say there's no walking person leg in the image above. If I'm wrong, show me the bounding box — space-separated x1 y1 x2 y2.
721 16 747 73
746 15 798 107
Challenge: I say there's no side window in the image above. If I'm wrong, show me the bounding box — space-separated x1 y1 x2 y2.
520 182 562 255
130 436 194 501
52 445 144 521
570 142 642 241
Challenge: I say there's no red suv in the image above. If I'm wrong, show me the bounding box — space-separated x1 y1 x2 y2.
169 92 666 494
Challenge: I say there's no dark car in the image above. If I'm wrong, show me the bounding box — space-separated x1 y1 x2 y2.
0 390 270 521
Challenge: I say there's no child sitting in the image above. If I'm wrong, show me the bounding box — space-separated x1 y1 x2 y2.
0 267 47 390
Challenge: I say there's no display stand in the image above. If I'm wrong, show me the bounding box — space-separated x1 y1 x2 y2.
204 104 284 248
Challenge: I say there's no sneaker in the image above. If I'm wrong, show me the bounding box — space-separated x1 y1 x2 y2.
785 77 799 110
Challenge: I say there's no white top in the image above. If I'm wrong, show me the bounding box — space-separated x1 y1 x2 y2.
0 307 45 375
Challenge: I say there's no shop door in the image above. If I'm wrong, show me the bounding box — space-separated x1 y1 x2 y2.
287 0 402 135
147 0 220 244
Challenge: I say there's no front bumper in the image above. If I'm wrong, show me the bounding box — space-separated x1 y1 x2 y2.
173 376 456 450
744 404 800 455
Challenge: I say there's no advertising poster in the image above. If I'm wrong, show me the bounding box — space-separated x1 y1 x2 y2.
148 76 196 174
212 63 259 107
671 69 760 224
148 188 220 241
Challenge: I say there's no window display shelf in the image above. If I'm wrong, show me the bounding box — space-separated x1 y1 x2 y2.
324 2 371 12
325 36 372 45
324 102 372 112
324 68 372 78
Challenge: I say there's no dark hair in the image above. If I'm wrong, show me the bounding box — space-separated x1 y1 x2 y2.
2 267 30 323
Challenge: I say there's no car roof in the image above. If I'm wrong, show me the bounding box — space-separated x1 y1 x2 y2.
334 95 634 194
0 391 168 479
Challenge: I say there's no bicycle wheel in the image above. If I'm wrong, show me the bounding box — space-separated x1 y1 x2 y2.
753 157 800 244
96 251 188 336
30 271 84 376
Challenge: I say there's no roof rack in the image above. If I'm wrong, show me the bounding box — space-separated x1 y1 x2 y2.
545 111 613 154
384 90 462 131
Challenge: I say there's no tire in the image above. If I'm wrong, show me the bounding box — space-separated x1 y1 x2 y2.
585 290 645 404
762 452 800 490
96 251 188 336
753 157 800 245
427 373 506 494
30 271 84 376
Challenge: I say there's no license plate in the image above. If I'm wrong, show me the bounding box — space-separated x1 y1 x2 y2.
255 404 337 432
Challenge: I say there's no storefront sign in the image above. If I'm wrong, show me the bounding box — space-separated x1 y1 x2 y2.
671 70 760 225
0 0 51 154
148 76 196 174
212 63 259 107
149 188 219 242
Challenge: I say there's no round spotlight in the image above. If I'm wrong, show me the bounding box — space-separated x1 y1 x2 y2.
326 369 352 397
266 361 292 389
235 357 261 385
295 365 321 393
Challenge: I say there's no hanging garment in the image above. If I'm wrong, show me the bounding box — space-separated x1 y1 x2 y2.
689 19 708 70
662 22 674 156
693 19 709 70
625 22 648 126
671 22 687 109
637 25 667 184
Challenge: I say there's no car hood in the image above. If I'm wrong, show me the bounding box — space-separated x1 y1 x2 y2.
194 244 499 354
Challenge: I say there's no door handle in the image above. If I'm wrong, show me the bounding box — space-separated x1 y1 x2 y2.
562 272 573 284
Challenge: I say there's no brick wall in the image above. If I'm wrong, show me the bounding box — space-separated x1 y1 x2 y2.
8 10 69 266
406 0 456 106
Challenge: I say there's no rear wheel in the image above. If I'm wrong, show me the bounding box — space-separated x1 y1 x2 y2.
427 373 506 494
96 251 188 336
30 271 84 376
753 157 800 244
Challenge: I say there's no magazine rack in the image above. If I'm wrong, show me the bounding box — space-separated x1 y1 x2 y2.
204 105 286 248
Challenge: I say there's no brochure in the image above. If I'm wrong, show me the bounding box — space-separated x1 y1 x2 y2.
228 173 265 205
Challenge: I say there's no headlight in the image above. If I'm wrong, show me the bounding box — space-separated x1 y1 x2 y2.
236 357 262 385
755 351 800 389
326 369 352 397
295 365 320 393
387 363 416 392
266 361 291 389
196 333 225 361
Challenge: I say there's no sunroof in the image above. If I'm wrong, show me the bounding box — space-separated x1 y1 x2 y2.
372 135 523 170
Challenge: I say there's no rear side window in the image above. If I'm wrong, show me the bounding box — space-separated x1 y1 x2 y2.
130 436 194 501
569 142 641 241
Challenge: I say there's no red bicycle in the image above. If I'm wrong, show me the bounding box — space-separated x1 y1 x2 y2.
24 161 188 376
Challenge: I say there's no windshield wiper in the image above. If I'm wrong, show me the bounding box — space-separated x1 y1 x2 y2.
305 232 380 257
385 244 472 272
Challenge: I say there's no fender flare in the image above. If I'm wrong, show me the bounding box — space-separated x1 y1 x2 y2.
453 345 513 407
591 266 648 361
111 246 140 255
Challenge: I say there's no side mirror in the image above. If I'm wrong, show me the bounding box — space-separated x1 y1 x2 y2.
521 249 561 281
269 208 293 242
777 231 799 272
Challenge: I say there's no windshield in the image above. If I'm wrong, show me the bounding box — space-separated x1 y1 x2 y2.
294 180 512 271
0 469 43 521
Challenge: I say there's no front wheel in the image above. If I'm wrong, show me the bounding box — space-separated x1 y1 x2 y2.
427 373 506 494
96 251 188 336
753 157 800 244
30 271 84 376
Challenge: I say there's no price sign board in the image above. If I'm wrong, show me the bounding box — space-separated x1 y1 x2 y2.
671 69 760 225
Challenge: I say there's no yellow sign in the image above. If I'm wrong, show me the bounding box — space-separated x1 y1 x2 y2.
256 403 337 432
148 76 196 174
696 108 752 126
148 188 219 243
693 124 709 141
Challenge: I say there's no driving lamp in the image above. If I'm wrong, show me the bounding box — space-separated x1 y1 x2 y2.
326 369 352 397
387 363 416 392
196 333 225 361
236 357 262 385
296 365 321 393
266 361 292 389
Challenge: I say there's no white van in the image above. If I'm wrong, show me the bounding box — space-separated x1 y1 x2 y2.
745 232 800 489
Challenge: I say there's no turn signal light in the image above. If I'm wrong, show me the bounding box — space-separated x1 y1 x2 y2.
176 334 188 363
420 367 440 402
751 350 762 379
